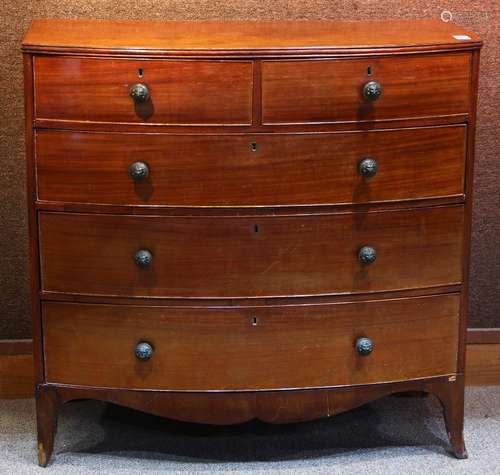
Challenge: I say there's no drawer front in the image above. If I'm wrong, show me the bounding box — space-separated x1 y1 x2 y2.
36 126 466 207
262 54 471 124
39 207 463 298
34 57 253 125
43 294 460 390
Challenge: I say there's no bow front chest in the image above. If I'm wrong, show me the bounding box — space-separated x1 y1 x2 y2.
22 19 481 465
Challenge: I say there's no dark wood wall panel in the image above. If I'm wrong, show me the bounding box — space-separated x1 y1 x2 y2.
0 2 498 338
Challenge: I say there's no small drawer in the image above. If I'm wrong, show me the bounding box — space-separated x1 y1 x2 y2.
34 57 253 125
39 206 464 298
36 125 466 207
262 53 471 124
42 294 460 390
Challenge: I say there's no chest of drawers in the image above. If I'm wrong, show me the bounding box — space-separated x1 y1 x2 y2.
22 19 481 466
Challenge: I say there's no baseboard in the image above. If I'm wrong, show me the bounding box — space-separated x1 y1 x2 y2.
0 340 34 399
467 328 500 344
0 339 33 355
465 343 500 386
1 338 499 399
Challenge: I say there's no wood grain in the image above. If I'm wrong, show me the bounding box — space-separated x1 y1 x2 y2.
42 295 459 390
467 328 500 344
48 377 464 429
39 206 464 298
465 344 500 386
35 385 60 467
33 114 469 134
36 126 466 207
39 285 463 307
0 343 34 398
0 339 33 355
21 18 484 465
34 57 253 125
0 356 33 399
262 54 471 124
3 341 496 400
21 19 482 56
23 53 44 386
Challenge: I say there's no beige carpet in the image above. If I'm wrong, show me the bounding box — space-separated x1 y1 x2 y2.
1 386 499 474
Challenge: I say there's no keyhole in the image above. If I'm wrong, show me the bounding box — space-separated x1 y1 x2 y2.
367 66 372 76
252 317 258 326
137 68 144 78
254 224 259 233
251 142 258 152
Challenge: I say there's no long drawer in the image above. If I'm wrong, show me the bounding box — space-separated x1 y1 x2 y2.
262 53 471 124
39 206 464 298
34 57 253 125
42 294 460 390
36 126 466 207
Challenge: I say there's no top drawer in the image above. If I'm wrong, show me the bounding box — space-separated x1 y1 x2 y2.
262 53 471 124
34 57 253 125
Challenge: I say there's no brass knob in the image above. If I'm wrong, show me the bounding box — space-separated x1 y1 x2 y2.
359 158 378 178
134 249 153 268
129 83 150 103
358 246 377 265
363 81 382 101
135 341 154 361
355 337 374 356
129 161 150 181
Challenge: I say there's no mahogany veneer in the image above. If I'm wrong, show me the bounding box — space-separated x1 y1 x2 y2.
43 295 459 391
34 57 253 125
36 126 466 207
23 19 481 466
39 208 464 298
261 54 471 124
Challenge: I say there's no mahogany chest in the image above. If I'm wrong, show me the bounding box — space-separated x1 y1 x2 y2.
22 19 482 465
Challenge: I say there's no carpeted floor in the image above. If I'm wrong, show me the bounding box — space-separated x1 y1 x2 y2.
0 386 499 474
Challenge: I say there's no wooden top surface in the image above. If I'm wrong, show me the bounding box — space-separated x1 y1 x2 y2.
22 19 481 57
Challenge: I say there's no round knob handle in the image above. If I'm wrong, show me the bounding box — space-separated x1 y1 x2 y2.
359 158 378 178
129 83 150 103
129 161 150 181
358 246 377 265
134 249 153 268
355 337 374 356
135 341 154 361
363 81 382 101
